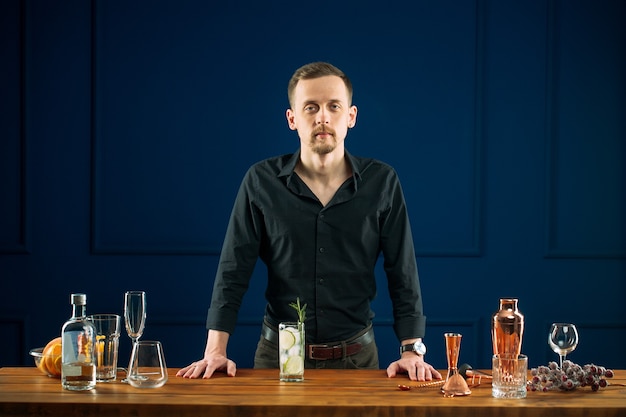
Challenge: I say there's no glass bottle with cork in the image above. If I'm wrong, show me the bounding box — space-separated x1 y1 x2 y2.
61 293 97 390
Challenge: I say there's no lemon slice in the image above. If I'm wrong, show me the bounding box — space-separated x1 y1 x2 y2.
284 355 304 374
279 329 296 350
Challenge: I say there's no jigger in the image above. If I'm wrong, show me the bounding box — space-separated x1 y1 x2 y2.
441 333 472 397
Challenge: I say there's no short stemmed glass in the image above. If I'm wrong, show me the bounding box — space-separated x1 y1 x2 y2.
122 291 146 382
548 323 578 369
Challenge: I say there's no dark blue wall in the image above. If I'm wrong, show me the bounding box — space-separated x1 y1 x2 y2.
1 0 625 373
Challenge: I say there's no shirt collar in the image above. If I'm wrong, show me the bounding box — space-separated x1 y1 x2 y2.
278 149 363 189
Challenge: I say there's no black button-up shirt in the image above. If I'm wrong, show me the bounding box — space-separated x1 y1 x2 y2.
206 150 426 343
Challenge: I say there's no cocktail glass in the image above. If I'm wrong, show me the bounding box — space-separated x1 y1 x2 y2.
279 322 305 382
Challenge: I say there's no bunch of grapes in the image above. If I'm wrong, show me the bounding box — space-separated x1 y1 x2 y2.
528 360 614 392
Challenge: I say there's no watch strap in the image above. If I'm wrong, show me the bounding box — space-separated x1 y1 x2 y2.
400 344 415 354
400 341 426 356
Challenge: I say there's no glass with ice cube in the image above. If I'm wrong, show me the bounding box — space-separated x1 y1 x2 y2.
279 322 305 382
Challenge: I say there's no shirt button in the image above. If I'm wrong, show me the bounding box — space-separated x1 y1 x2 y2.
319 247 325 253
319 277 324 284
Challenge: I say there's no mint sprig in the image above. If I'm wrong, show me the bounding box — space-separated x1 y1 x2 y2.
289 297 307 323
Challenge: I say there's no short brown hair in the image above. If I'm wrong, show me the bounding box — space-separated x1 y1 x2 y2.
287 62 353 108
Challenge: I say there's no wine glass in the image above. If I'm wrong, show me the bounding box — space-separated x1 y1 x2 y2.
123 291 146 382
548 323 578 369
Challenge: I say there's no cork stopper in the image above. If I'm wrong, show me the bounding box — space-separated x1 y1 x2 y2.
70 293 87 305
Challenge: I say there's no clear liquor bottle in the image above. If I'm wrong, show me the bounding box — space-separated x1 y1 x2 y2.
61 293 97 390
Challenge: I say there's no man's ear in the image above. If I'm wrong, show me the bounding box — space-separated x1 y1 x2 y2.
348 105 358 128
286 109 297 131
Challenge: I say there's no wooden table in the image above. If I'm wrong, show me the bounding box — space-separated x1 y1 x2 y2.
1 367 625 417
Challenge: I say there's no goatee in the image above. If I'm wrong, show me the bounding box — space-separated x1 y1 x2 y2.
310 126 336 155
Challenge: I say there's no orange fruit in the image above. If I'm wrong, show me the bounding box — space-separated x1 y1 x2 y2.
35 352 48 374
52 355 62 376
96 335 105 353
42 337 62 377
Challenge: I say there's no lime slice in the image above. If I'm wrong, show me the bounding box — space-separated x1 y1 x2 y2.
284 355 304 374
279 329 296 350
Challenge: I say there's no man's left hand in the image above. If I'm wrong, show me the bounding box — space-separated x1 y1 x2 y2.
386 354 443 381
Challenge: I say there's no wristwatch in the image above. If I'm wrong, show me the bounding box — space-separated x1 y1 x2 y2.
400 341 427 356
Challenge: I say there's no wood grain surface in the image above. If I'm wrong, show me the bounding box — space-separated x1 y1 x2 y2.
1 367 625 417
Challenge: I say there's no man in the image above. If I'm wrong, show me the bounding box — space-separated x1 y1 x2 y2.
177 62 441 382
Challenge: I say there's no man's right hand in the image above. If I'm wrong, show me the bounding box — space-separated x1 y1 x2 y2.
176 354 237 379
176 329 236 379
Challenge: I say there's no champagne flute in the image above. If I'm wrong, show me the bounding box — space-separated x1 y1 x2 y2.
123 291 146 382
548 323 578 369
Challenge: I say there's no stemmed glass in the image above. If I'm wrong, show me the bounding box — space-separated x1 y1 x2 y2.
548 323 578 369
122 291 146 382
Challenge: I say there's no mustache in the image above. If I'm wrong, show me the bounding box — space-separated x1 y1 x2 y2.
312 125 336 136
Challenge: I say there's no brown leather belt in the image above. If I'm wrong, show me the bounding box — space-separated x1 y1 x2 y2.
261 321 374 360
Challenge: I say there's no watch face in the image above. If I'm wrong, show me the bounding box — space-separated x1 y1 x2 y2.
414 341 426 355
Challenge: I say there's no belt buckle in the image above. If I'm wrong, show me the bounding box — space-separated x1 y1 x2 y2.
307 344 329 360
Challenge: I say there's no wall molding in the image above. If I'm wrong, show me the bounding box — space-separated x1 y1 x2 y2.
88 0 219 256
416 0 485 258
0 0 29 255
543 0 625 259
0 314 30 366
541 320 626 364
88 0 486 258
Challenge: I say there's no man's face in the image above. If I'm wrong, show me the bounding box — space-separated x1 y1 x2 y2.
286 75 357 155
